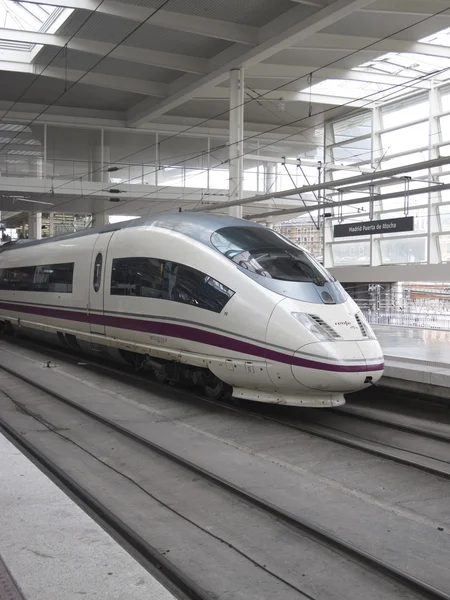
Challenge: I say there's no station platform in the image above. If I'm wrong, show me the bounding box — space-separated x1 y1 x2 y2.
0 433 175 600
373 325 450 401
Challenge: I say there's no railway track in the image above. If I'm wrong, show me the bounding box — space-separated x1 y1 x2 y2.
3 335 450 480
0 362 449 600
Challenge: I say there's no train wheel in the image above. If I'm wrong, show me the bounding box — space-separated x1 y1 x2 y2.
203 372 230 401
154 364 169 383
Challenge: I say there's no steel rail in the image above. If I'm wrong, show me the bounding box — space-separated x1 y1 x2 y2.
333 406 450 443
0 362 449 600
0 417 212 600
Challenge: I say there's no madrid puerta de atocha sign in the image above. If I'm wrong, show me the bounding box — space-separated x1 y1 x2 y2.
333 216 414 238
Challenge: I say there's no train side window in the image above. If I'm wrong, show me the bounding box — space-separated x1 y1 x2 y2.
171 265 234 313
0 266 35 291
93 253 103 292
34 263 74 293
0 263 74 292
111 257 164 297
110 256 234 313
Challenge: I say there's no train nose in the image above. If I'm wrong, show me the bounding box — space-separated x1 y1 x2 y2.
291 340 384 392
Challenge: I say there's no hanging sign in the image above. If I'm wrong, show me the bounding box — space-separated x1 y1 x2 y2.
334 216 414 238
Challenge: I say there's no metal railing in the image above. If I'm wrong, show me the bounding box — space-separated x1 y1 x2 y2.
0 154 315 195
363 310 450 330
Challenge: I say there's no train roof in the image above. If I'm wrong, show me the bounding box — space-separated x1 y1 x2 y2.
0 212 264 253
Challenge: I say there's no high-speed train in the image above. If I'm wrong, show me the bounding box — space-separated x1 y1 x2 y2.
0 213 383 407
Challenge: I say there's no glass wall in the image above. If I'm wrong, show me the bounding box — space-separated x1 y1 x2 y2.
325 83 450 268
0 119 318 202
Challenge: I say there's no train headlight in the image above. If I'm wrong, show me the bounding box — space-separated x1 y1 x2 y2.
291 312 334 342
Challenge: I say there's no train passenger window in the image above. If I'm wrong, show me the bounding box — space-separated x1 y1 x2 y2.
171 265 234 312
111 257 163 297
110 257 234 313
0 266 35 291
93 253 102 292
34 263 74 293
0 262 74 292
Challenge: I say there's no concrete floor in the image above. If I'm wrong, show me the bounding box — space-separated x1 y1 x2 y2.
0 433 175 600
0 340 449 598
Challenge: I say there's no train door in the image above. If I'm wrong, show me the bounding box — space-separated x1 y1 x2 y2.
88 232 115 335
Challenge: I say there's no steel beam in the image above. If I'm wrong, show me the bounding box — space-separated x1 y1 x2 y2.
189 156 450 213
247 183 450 221
0 28 209 74
0 61 168 96
127 0 377 126
18 0 257 44
294 33 450 60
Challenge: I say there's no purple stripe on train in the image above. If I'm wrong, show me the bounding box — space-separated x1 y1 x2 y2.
0 300 384 373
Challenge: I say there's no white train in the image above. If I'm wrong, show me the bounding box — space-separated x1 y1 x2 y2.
0 213 383 407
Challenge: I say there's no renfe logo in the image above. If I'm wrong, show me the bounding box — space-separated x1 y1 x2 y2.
335 321 352 326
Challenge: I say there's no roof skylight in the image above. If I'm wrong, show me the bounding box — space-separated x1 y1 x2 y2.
0 0 73 52
301 25 450 107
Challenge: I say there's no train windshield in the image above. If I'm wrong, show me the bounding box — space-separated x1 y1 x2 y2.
211 226 332 285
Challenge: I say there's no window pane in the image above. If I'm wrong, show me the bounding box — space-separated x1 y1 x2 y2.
0 266 35 290
211 226 332 283
331 242 370 266
332 113 371 143
380 237 427 264
0 262 73 292
111 258 163 297
440 87 450 112
439 143 450 157
173 265 234 312
382 98 429 129
440 115 450 142
111 257 234 313
34 263 74 292
438 234 450 261
332 137 371 165
439 205 450 230
381 152 428 170
381 122 429 156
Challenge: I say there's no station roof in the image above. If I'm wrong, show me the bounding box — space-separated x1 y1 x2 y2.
1 0 449 130
0 0 450 221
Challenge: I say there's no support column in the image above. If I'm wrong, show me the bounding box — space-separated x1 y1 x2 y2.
428 83 441 264
91 207 109 229
371 106 383 267
48 212 55 238
89 131 109 183
264 163 277 194
228 68 244 218
28 213 42 240
322 120 335 267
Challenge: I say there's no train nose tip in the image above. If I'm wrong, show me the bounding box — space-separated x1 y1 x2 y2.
291 340 384 392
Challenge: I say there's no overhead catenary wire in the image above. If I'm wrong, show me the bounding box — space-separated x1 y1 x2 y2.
34 59 450 222
0 0 107 127
0 0 175 154
1 6 450 227
1 1 449 198
246 182 450 221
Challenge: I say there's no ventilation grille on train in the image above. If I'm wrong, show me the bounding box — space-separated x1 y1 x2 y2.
355 313 368 337
308 315 341 339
